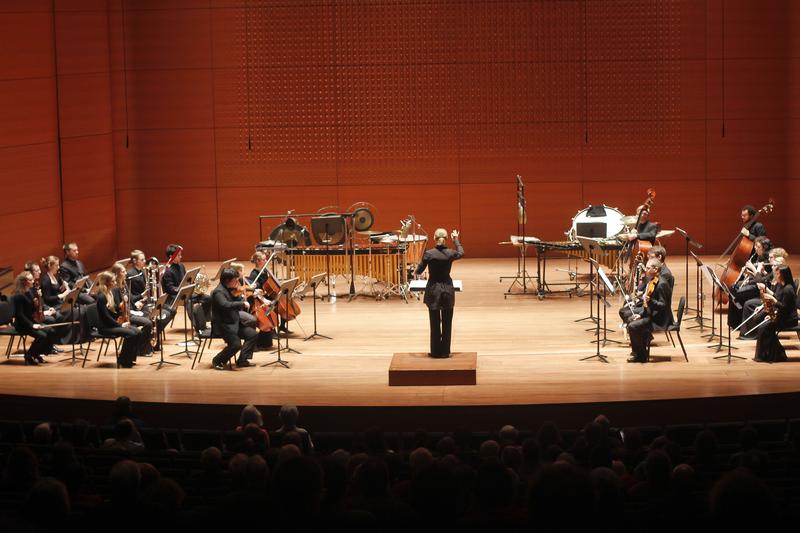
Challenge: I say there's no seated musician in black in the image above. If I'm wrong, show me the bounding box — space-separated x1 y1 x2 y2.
126 250 175 351
738 250 786 340
647 245 674 292
59 242 94 305
12 272 60 365
94 271 142 368
728 236 772 330
210 268 257 369
248 251 289 334
111 264 153 357
161 243 211 328
623 205 658 246
740 204 768 242
754 266 797 363
625 259 671 363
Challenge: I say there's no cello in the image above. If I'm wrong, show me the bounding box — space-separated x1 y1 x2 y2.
716 200 774 304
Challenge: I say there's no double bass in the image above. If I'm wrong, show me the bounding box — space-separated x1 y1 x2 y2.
623 188 656 292
716 200 774 304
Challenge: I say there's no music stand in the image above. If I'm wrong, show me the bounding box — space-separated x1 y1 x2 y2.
575 237 602 327
175 267 201 338
59 285 85 364
170 283 197 358
674 227 703 316
303 272 332 341
705 267 744 362
593 264 622 346
263 278 300 368
312 216 346 301
686 252 709 332
581 263 615 363
148 293 175 369
212 258 237 281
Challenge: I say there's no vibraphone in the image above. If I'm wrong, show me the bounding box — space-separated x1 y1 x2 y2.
532 240 623 298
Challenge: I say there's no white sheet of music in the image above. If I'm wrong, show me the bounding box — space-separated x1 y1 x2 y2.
409 280 462 292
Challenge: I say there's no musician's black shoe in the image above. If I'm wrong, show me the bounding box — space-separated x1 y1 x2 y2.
51 346 63 353
24 355 38 366
236 360 253 368
211 361 225 371
627 356 645 363
35 355 46 364
279 325 293 334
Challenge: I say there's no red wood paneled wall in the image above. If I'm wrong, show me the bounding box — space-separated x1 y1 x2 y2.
2 1 797 268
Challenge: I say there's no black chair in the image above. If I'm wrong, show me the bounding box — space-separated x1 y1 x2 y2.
668 296 688 361
191 303 223 369
0 300 26 358
82 303 122 369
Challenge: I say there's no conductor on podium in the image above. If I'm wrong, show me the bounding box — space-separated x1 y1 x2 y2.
415 228 464 358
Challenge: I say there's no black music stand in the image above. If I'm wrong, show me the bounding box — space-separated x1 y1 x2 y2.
169 283 197 358
575 237 601 327
174 266 200 340
581 264 616 363
212 258 237 281
501 175 536 296
311 215 346 302
149 294 175 369
705 267 743 362
687 252 712 332
58 285 84 364
675 227 703 316
303 272 331 341
264 278 300 368
591 262 622 346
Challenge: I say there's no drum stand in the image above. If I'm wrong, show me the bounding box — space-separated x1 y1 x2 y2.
502 177 537 297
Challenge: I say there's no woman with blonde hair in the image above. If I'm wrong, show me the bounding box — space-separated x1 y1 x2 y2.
12 272 58 365
94 271 143 368
414 228 464 358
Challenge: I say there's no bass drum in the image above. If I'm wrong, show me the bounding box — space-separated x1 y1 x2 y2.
567 205 625 241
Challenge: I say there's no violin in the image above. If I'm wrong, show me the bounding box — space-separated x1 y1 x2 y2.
716 200 774 304
32 278 44 323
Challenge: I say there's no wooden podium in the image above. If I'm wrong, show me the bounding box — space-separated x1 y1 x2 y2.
389 352 477 386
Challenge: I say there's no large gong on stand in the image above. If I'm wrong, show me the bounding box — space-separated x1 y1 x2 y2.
345 201 377 300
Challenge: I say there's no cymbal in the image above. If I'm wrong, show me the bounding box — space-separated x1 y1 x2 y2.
621 215 638 226
656 229 676 239
358 230 388 236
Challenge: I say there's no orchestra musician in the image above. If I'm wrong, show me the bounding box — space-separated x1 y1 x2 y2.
248 251 288 335
24 259 67 352
647 246 674 292
414 228 464 358
111 264 153 357
12 272 60 365
738 249 787 340
59 242 94 305
728 237 773 330
623 205 658 246
623 258 671 363
94 272 143 368
126 250 175 351
161 244 211 328
210 268 258 369
754 266 797 363
37 255 88 345
740 204 768 242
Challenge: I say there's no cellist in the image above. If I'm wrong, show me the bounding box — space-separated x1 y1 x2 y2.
622 205 658 246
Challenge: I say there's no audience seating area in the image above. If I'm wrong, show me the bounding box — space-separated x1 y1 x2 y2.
1 406 800 529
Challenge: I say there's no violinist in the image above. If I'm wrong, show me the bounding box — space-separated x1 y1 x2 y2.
94 272 143 368
111 264 153 357
647 246 674 291
753 266 797 363
12 272 59 365
624 259 671 363
126 250 175 350
59 242 94 305
728 237 772 330
623 205 658 246
740 205 768 242
210 268 258 369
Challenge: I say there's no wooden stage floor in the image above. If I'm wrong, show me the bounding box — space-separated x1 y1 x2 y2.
2 257 800 411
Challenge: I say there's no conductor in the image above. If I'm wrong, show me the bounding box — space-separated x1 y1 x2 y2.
414 228 464 358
